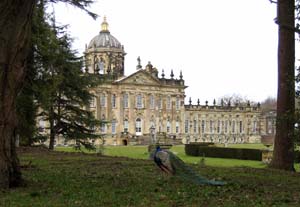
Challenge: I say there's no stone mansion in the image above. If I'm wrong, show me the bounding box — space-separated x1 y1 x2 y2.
83 17 275 145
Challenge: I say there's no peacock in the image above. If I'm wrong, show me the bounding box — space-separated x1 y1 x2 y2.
151 146 226 186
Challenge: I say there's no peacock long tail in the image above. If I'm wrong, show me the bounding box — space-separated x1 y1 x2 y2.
166 151 226 186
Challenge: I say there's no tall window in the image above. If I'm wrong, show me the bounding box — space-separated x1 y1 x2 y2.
100 94 106 107
201 120 205 134
232 120 236 133
100 123 106 133
167 96 171 109
136 94 143 109
150 120 155 128
217 120 221 133
149 95 155 109
239 121 243 133
90 97 96 108
166 120 171 133
159 121 162 132
225 120 228 133
112 120 117 134
185 120 189 133
193 120 197 133
210 120 214 133
176 97 180 110
112 94 116 108
267 120 273 134
158 97 162 109
253 121 257 133
136 118 142 134
124 119 129 132
176 121 180 133
123 94 128 108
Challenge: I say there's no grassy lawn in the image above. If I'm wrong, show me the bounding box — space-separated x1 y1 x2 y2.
56 144 267 168
1 147 300 207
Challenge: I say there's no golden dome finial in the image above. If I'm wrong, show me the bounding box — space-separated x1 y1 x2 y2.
101 16 109 32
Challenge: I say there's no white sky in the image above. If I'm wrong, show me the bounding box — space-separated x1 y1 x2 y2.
53 0 278 104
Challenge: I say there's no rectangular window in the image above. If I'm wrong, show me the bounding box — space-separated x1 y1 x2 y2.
167 121 171 133
217 120 220 133
225 121 228 133
239 121 243 133
90 97 96 108
167 97 171 109
136 119 142 133
150 95 155 109
136 94 143 109
158 97 162 109
112 120 116 134
201 120 205 134
176 98 180 110
232 121 236 133
267 120 272 134
193 120 197 133
100 94 106 107
253 121 257 133
112 94 116 108
124 120 129 132
176 121 179 133
100 123 106 133
185 120 189 133
210 120 214 133
123 94 128 108
159 122 162 132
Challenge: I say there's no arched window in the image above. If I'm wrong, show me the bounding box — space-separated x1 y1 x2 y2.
136 118 142 135
98 60 105 74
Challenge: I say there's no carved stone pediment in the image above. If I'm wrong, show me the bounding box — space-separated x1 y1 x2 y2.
115 70 160 86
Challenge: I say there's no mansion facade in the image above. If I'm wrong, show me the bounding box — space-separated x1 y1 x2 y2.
83 17 275 145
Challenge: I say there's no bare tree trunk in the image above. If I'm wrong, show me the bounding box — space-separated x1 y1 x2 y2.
0 0 36 188
270 0 295 171
49 108 55 150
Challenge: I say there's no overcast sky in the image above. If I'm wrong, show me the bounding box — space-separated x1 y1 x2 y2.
52 0 278 104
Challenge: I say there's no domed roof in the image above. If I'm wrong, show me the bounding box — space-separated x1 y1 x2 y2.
87 17 122 49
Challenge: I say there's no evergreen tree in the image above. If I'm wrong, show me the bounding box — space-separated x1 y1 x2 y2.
32 11 101 150
0 0 96 188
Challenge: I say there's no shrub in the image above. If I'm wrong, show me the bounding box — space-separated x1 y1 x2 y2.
185 144 262 161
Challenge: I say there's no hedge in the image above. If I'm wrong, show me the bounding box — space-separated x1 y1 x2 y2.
185 144 262 161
